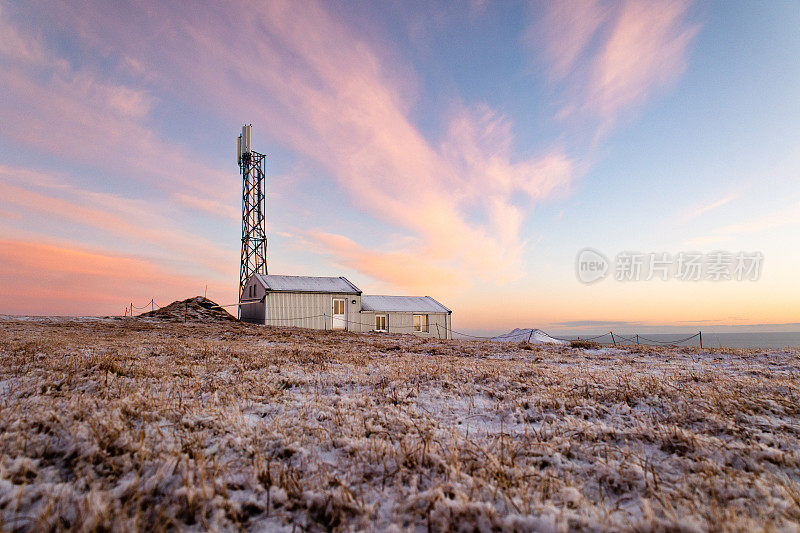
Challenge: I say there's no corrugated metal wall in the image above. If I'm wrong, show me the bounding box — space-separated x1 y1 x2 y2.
360 311 451 339
264 292 362 331
238 278 453 338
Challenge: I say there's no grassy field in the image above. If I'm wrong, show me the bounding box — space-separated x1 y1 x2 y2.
0 317 799 531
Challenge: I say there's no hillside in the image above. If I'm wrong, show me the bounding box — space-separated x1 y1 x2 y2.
0 317 798 531
138 296 236 322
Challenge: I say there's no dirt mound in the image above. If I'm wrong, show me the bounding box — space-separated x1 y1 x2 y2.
139 296 236 322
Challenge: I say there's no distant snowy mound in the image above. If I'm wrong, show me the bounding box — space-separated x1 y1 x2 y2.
139 296 236 322
491 328 567 344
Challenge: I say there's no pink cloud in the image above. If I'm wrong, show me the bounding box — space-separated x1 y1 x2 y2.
0 240 227 316
0 5 48 66
307 231 465 294
201 3 575 286
534 0 700 130
0 166 235 278
0 65 233 213
531 0 609 82
684 201 800 248
674 191 740 224
3 2 577 295
0 9 234 219
588 1 700 125
79 0 573 289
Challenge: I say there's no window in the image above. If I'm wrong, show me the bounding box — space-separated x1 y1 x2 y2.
413 314 428 332
332 299 345 315
375 314 387 332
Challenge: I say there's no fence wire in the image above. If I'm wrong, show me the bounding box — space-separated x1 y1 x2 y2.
124 299 705 347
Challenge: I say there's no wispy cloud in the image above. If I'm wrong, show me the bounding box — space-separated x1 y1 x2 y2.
0 166 235 278
533 0 609 83
674 191 740 224
532 0 700 132
0 240 222 315
551 319 639 328
307 231 465 294
0 8 234 218
685 201 800 247
18 1 576 290
0 5 47 66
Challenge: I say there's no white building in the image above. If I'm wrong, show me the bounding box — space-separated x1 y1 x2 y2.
239 274 452 339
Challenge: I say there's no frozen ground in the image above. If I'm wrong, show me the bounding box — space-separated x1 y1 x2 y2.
0 317 799 531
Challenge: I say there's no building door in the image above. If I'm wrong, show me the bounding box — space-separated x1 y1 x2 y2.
332 298 346 330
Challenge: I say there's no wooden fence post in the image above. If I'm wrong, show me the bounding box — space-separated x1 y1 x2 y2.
610 331 616 346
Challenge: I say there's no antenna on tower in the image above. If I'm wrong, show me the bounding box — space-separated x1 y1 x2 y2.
238 124 268 313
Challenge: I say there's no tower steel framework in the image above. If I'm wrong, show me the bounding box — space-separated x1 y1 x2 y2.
238 125 268 303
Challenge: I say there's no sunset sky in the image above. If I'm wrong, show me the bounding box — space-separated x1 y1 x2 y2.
1 1 799 333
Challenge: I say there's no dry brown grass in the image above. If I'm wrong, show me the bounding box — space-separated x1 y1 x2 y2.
569 339 598 350
0 317 799 531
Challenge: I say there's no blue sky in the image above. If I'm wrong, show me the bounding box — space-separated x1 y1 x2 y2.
0 1 798 333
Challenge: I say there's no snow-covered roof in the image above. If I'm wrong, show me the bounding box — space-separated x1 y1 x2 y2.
361 295 450 313
253 274 361 294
